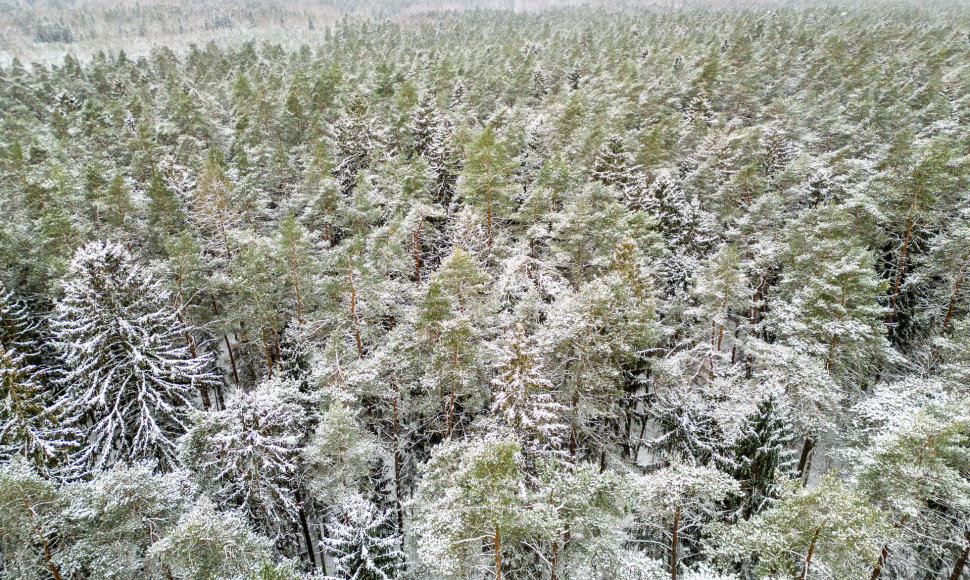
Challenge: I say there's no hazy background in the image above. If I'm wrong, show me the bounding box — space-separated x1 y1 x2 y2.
0 0 960 66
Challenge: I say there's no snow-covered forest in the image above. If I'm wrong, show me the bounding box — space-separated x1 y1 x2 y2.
2 1 970 579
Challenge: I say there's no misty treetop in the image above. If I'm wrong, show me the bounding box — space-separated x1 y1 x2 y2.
2 2 970 580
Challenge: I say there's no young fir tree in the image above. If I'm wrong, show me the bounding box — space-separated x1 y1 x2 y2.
52 242 220 472
726 395 796 520
323 492 404 580
491 323 567 457
408 91 439 159
591 134 644 210
0 345 74 474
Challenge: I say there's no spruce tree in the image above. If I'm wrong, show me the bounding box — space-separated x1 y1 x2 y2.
323 492 404 580
491 323 566 456
52 242 219 471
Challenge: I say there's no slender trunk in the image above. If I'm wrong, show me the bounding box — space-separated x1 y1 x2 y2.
295 490 316 570
348 257 364 358
825 333 839 372
212 296 240 388
941 255 968 335
224 335 239 387
493 523 502 580
447 341 459 438
716 290 728 351
320 523 329 577
261 326 275 377
872 515 910 580
797 438 816 485
888 212 915 321
576 245 583 288
177 315 210 408
22 496 62 580
569 391 580 458
287 240 305 324
871 542 891 580
215 381 225 409
393 385 405 541
550 538 559 580
949 529 970 580
671 504 680 580
486 185 493 252
800 526 823 580
413 213 424 282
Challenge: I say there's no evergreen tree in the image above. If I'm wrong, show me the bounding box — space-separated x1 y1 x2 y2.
180 376 309 542
323 492 403 580
491 323 566 456
459 125 517 252
52 242 219 471
148 497 274 580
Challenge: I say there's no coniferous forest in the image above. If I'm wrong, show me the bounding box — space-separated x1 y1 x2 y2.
3 1 970 579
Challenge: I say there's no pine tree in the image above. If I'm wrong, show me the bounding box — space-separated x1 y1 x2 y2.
60 462 191 580
52 242 220 472
0 458 67 580
632 460 739 580
147 497 273 580
719 473 891 580
459 125 518 252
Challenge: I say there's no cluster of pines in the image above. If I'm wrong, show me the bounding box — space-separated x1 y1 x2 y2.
3 3 970 580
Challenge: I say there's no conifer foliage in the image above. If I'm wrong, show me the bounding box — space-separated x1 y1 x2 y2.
51 242 218 471
2 2 970 579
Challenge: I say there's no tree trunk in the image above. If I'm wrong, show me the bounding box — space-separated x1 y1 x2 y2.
949 529 970 580
224 335 240 386
22 496 62 580
413 213 424 282
295 490 317 570
888 213 915 322
261 326 275 377
494 523 502 580
447 342 460 438
393 385 405 542
800 526 823 580
486 185 493 252
871 542 891 580
348 257 364 358
825 332 839 372
550 538 559 580
320 522 329 577
872 515 910 580
287 240 305 324
941 255 968 335
797 438 816 485
671 504 680 580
